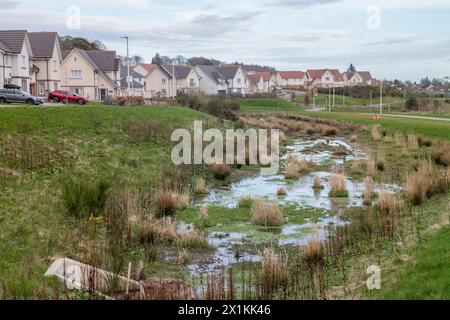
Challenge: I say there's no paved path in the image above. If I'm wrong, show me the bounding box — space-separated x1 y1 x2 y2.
376 114 450 122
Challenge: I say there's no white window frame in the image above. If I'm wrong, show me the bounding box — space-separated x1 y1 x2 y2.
70 70 82 78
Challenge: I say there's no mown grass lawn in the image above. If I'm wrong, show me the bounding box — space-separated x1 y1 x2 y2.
374 226 450 300
238 98 450 141
297 93 404 107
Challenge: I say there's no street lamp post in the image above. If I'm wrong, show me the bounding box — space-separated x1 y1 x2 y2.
121 36 130 96
379 80 383 115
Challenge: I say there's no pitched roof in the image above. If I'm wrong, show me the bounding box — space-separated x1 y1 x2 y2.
136 63 157 73
196 65 226 83
279 71 305 79
307 69 342 80
256 71 271 81
0 30 27 54
28 32 58 58
358 71 372 82
0 40 11 53
62 48 119 72
120 77 144 89
161 64 193 79
216 65 240 79
247 74 262 84
84 50 119 71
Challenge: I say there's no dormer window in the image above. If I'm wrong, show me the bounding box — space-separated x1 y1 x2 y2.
237 78 241 84
22 55 26 66
162 78 166 84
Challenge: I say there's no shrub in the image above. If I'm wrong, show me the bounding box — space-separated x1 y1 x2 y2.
251 201 284 227
212 164 231 180
405 96 419 110
62 178 110 218
329 174 349 198
112 96 144 106
379 190 400 217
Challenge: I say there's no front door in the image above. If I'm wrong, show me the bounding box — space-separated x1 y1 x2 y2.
98 88 107 101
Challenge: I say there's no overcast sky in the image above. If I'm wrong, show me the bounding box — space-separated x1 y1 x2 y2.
1 0 450 81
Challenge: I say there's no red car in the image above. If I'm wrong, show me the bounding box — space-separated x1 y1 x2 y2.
48 90 88 105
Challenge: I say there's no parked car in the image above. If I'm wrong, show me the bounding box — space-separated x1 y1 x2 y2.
0 88 44 105
48 90 88 105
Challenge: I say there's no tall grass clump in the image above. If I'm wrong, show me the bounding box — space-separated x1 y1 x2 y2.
431 141 450 167
328 174 348 198
277 187 287 196
378 190 401 237
154 192 178 218
176 229 210 249
371 126 381 141
251 201 284 227
238 196 254 208
193 178 208 194
62 178 110 218
363 177 375 205
303 237 326 299
376 149 386 171
212 164 231 180
312 175 324 189
258 248 288 299
404 163 449 206
407 134 419 150
394 132 404 146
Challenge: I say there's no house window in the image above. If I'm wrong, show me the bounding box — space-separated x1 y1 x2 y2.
71 88 84 96
4 55 11 65
162 78 166 84
237 78 241 84
71 70 82 78
21 79 28 92
54 82 58 90
38 82 45 95
161 89 167 95
325 77 330 81
22 55 26 66
190 79 195 87
53 60 57 70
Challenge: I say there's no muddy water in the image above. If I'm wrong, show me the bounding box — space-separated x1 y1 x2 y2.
183 138 400 274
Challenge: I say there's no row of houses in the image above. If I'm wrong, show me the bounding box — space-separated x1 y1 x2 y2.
0 29 377 101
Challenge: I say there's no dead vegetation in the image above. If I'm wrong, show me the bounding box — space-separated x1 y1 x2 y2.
251 200 284 227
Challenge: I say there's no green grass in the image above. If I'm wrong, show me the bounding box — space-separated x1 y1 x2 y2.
0 104 213 298
238 98 302 113
298 94 404 107
375 226 450 300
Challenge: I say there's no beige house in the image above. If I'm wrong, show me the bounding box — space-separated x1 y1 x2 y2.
343 71 374 86
0 30 33 92
144 64 200 98
307 69 344 88
273 71 309 88
28 32 62 97
247 70 272 92
61 48 121 101
247 74 264 93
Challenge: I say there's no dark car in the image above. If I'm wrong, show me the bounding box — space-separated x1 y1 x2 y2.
0 88 44 105
48 90 88 105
